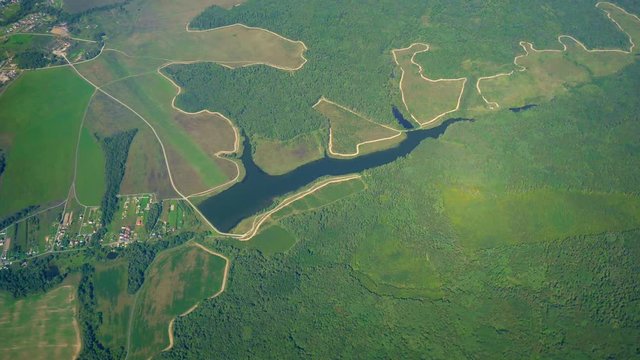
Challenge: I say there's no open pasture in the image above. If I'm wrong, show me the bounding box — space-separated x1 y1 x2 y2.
393 43 466 127
314 98 403 157
63 0 127 14
82 92 176 198
75 126 106 206
0 284 80 360
253 130 325 175
100 72 231 195
0 67 93 218
81 0 306 70
236 224 297 256
94 259 134 351
128 243 227 359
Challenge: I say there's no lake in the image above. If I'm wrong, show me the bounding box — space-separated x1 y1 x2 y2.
198 117 472 232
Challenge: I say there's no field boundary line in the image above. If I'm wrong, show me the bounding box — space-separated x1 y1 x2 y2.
391 43 467 128
312 97 403 158
184 22 308 71
161 242 231 354
155 64 242 198
476 1 639 109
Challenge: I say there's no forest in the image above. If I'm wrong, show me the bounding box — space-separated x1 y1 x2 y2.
160 47 640 359
98 129 137 227
0 255 65 297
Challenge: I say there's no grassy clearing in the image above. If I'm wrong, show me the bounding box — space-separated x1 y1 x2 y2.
443 187 640 251
352 223 443 299
75 127 106 206
0 67 94 217
0 284 80 360
77 0 305 69
94 259 134 351
393 44 466 127
63 0 127 14
269 177 366 222
599 2 640 55
82 92 175 198
253 131 325 175
236 224 297 256
481 43 591 109
314 98 403 156
480 5 640 110
75 49 166 88
128 243 227 359
173 111 238 179
101 73 230 195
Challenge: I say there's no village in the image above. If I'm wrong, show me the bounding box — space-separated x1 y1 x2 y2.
0 195 191 268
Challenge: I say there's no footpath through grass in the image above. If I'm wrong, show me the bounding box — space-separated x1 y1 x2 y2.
0 67 94 217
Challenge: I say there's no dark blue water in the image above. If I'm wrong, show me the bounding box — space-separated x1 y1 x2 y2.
509 104 537 113
392 105 414 129
199 117 472 232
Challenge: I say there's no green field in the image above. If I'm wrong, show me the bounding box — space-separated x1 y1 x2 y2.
314 98 403 156
236 225 297 256
94 259 134 352
100 73 230 195
253 130 325 175
0 284 80 360
128 243 227 359
443 187 640 251
75 126 106 206
0 67 94 218
81 91 176 198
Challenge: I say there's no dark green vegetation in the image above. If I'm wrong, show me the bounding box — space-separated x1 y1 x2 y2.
167 0 639 144
0 67 94 218
129 243 227 359
0 149 5 175
77 263 118 359
0 255 65 297
99 129 137 227
162 53 640 359
145 202 162 233
0 205 38 232
126 231 194 294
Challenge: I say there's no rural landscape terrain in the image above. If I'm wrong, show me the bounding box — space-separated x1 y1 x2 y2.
0 0 639 358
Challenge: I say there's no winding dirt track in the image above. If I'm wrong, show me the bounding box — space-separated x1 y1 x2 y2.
391 43 467 128
160 242 230 354
313 97 403 158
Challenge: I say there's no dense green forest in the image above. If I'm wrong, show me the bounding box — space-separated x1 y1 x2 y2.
98 130 137 227
163 0 640 144
161 53 640 359
0 150 6 176
144 203 162 233
0 255 65 297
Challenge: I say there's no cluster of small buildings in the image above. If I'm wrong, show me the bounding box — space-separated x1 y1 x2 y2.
118 226 132 243
3 12 46 34
0 69 18 84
